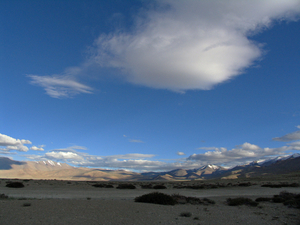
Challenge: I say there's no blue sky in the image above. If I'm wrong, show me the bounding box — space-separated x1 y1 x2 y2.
1 0 300 172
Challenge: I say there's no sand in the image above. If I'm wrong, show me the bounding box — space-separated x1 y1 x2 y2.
0 179 299 225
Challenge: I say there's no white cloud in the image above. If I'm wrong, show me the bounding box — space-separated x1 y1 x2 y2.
28 75 93 98
45 151 84 161
129 139 144 143
187 142 294 166
90 0 300 92
66 145 88 150
0 133 31 152
177 151 185 156
22 128 300 171
104 153 155 159
25 147 202 171
30 146 44 151
272 130 300 141
287 141 300 150
28 1 300 95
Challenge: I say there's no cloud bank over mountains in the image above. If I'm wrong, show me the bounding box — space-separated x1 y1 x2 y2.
3 126 300 171
28 0 300 97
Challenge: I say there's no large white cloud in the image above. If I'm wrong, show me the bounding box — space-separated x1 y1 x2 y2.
91 0 300 92
29 0 300 96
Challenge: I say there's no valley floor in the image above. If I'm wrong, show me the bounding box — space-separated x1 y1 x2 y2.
0 177 299 225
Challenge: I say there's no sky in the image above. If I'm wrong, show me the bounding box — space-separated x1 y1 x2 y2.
1 0 300 172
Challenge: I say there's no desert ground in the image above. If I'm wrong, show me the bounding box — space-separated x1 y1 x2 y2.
0 175 299 225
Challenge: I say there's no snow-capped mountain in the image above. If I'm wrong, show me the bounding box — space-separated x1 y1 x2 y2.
0 153 299 181
257 153 300 167
199 164 220 170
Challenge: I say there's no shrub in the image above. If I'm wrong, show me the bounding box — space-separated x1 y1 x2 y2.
203 198 216 204
153 184 167 189
141 184 153 189
180 212 192 217
135 192 177 205
92 184 114 188
226 197 258 207
275 191 300 208
255 197 272 202
261 183 300 188
0 194 8 199
116 184 136 189
23 203 31 207
171 194 215 205
238 182 252 187
6 182 24 188
272 196 285 203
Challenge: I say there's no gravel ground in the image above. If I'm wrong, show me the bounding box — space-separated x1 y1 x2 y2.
0 179 299 225
0 198 299 225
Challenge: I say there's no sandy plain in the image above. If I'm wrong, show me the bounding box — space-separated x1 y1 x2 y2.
0 177 299 225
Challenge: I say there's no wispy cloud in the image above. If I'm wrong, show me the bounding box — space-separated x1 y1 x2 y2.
123 134 144 143
177 151 185 156
129 139 144 143
28 75 93 98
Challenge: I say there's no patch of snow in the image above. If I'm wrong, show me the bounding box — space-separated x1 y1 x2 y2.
200 164 219 170
57 162 61 166
48 160 55 166
208 164 219 170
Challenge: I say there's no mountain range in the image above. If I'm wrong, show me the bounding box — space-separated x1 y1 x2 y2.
0 153 299 181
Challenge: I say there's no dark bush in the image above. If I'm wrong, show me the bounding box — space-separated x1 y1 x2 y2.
226 197 258 207
135 192 177 205
116 184 136 189
153 184 167 189
6 182 24 188
261 183 300 188
272 196 285 203
190 185 205 189
23 203 31 207
0 194 8 199
173 185 205 189
180 212 192 217
203 198 216 204
238 182 252 187
141 184 153 189
171 194 215 205
275 191 300 208
255 197 272 202
92 184 114 188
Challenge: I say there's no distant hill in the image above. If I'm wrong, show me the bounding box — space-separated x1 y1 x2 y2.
0 154 300 181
